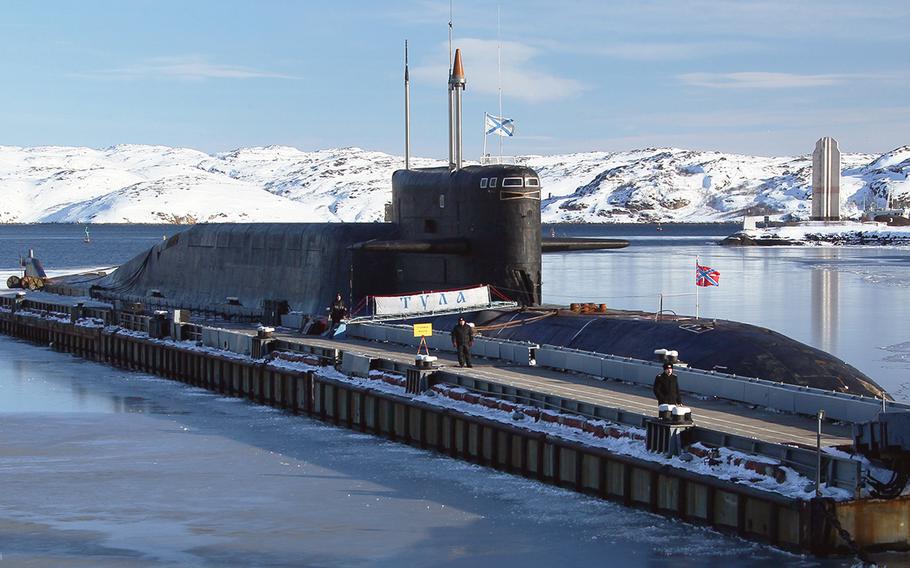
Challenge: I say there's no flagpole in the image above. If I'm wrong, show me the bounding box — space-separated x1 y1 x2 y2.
482 113 487 161
695 255 699 320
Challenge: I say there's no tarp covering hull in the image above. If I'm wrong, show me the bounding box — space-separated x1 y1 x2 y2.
91 223 399 314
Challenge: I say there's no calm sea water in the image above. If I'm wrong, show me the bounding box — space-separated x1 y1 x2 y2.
0 223 899 566
0 223 182 271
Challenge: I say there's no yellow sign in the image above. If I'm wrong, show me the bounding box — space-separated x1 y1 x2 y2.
413 323 432 337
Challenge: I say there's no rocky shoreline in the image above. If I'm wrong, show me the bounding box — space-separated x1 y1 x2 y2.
721 222 910 246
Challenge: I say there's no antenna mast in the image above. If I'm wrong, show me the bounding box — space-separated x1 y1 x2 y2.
497 4 503 160
448 0 453 67
404 39 410 170
447 0 455 169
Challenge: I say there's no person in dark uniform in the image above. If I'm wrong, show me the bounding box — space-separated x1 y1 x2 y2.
653 362 682 405
450 317 474 367
328 292 347 334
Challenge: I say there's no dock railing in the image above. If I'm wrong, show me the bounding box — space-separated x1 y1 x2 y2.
346 321 538 366
535 344 910 424
347 321 908 424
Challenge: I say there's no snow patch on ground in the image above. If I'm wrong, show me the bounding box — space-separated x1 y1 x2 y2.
732 222 910 246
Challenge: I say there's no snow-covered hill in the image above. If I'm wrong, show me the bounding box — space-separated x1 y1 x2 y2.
531 146 910 223
0 143 907 224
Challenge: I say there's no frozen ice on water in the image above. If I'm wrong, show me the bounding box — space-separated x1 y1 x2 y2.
179 387 216 397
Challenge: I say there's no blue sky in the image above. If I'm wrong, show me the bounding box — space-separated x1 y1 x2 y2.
1 1 907 158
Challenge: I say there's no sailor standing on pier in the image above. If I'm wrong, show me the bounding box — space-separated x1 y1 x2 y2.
451 317 474 368
653 362 682 405
328 293 347 335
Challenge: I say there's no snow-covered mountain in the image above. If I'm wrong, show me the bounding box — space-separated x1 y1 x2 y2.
0 143 907 224
533 146 910 223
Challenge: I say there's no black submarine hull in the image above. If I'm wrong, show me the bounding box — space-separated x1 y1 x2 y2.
541 237 630 252
400 308 887 399
65 229 885 397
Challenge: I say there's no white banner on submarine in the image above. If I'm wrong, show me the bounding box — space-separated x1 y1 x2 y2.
373 285 491 316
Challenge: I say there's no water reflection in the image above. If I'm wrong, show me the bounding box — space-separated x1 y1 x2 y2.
110 395 157 414
811 250 839 354
542 238 910 399
0 340 153 414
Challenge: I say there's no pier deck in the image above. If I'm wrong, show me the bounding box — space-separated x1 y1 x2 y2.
261 329 853 448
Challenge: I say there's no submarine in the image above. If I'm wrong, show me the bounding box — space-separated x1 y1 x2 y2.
46 47 888 400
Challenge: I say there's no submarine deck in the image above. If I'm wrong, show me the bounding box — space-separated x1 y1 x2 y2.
230 326 853 448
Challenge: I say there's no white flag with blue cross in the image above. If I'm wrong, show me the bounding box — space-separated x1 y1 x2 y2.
484 113 515 137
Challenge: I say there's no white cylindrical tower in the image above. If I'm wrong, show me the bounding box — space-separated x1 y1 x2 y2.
811 137 841 221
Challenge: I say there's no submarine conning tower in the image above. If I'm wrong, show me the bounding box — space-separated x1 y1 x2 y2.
382 45 542 306
389 163 543 305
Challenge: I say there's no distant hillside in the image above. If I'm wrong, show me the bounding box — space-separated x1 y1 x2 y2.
0 143 906 224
